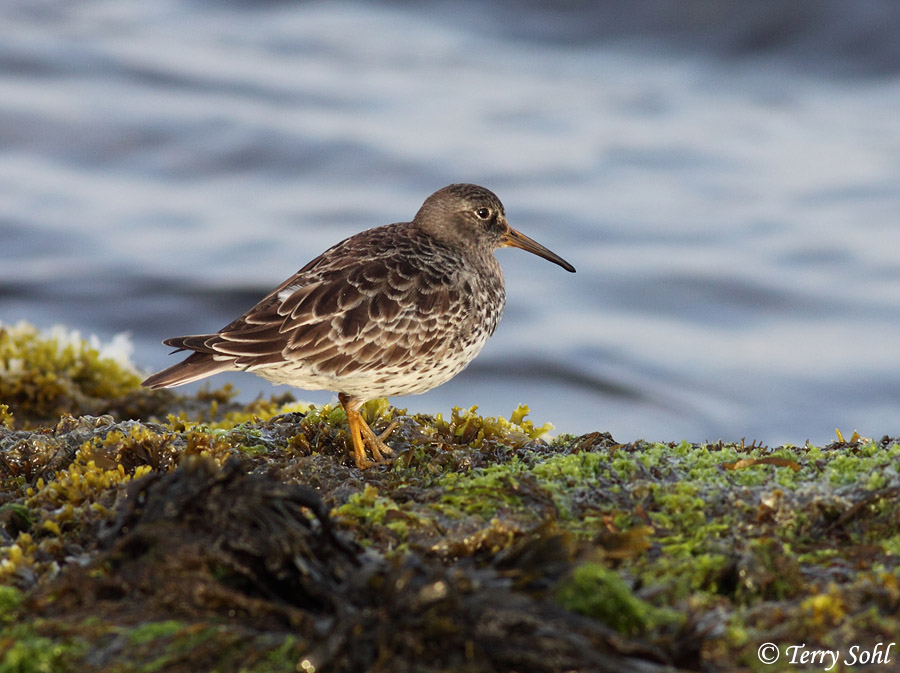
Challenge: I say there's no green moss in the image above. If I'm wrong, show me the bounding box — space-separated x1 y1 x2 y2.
530 451 606 484
642 552 732 600
255 636 306 673
556 562 681 635
333 484 425 546
5 321 900 670
127 620 187 646
824 440 900 486
880 534 900 556
436 463 529 517
0 624 88 673
0 587 23 625
0 619 307 673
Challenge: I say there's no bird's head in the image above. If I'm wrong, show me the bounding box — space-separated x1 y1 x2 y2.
414 183 575 273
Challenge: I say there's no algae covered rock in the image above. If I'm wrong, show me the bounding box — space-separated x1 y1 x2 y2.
3 321 900 672
0 322 144 426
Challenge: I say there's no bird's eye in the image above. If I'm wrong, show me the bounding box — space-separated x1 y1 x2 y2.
475 207 491 220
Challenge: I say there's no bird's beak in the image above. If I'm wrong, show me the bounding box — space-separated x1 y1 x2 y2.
502 226 576 273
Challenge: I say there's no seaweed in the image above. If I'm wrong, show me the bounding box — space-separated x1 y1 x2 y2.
2 322 900 672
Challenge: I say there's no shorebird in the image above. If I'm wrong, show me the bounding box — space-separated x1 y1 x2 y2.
142 184 575 467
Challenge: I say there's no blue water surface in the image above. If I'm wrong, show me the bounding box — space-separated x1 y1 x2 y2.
2 0 900 444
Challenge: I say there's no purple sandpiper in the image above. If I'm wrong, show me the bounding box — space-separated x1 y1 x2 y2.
142 184 575 467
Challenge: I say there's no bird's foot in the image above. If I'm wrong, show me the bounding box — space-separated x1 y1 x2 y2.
340 393 400 469
359 419 399 462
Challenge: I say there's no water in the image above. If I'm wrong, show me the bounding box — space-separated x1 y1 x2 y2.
3 0 900 445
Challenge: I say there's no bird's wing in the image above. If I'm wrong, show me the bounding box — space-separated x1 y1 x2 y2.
202 226 469 378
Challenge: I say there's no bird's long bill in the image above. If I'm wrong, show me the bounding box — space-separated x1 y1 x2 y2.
503 226 576 273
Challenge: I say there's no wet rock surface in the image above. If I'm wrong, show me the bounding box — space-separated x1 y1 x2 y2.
17 454 671 673
3 325 900 672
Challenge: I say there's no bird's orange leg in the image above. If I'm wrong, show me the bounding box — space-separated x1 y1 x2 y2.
339 394 397 468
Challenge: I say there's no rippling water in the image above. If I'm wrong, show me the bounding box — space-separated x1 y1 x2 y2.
3 0 900 444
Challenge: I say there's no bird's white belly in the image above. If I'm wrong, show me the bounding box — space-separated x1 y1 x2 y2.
250 326 492 398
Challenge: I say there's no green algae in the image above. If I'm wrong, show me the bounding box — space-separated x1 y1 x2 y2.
3 321 900 671
333 483 424 549
126 619 186 646
0 619 306 673
0 586 22 626
0 624 88 673
434 403 553 448
0 322 142 427
6 411 900 669
557 562 681 635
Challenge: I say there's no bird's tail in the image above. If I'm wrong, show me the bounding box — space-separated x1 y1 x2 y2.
141 335 235 389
